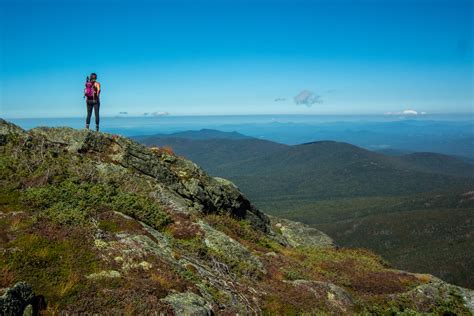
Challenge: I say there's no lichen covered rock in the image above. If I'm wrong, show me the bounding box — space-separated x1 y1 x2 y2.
286 279 355 314
270 215 334 248
198 220 265 273
161 292 212 316
86 270 121 280
0 282 34 316
389 279 474 315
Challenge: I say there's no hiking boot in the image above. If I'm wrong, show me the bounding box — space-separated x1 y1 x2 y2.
96 125 99 132
85 124 90 130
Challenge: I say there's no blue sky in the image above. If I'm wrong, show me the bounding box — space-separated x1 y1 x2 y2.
1 0 472 118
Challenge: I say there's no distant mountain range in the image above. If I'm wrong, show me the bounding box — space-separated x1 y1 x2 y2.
134 128 252 141
195 119 474 159
134 129 474 288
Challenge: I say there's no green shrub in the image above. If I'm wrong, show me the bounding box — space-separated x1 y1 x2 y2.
39 203 89 226
283 269 304 281
21 181 171 230
110 192 171 230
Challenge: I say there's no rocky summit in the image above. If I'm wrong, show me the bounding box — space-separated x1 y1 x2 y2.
0 118 473 315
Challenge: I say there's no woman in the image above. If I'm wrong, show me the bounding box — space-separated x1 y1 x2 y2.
84 73 101 131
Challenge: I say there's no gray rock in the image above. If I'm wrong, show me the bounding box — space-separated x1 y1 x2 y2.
0 282 34 316
460 286 474 314
198 220 264 273
393 279 474 315
85 270 121 280
161 292 212 316
269 216 334 248
286 279 355 314
22 304 33 316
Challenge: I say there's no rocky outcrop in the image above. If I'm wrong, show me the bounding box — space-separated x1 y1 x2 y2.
391 279 474 315
1 122 271 233
0 282 34 316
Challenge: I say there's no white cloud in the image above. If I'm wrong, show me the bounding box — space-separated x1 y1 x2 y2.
385 109 427 116
294 90 323 107
150 111 170 117
402 109 418 115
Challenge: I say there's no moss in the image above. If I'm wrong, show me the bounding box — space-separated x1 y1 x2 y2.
285 247 421 294
206 214 260 242
0 188 21 213
207 246 258 277
200 281 231 305
362 287 470 315
205 214 281 253
98 219 120 233
261 292 311 315
97 211 145 234
179 268 199 283
2 233 101 308
173 235 208 258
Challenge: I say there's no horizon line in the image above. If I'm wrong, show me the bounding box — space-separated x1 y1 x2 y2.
3 112 473 120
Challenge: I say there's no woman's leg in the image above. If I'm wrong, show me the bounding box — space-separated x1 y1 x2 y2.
86 102 93 128
94 102 100 131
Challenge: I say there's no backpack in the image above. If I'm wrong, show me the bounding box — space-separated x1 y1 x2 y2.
84 77 96 99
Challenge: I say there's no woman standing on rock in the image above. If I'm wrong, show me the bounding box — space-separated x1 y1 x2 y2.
84 73 101 131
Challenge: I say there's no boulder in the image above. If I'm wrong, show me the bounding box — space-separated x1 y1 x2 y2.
0 282 34 316
161 292 212 316
269 216 334 248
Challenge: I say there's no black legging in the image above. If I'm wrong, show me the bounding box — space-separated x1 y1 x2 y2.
86 101 100 126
